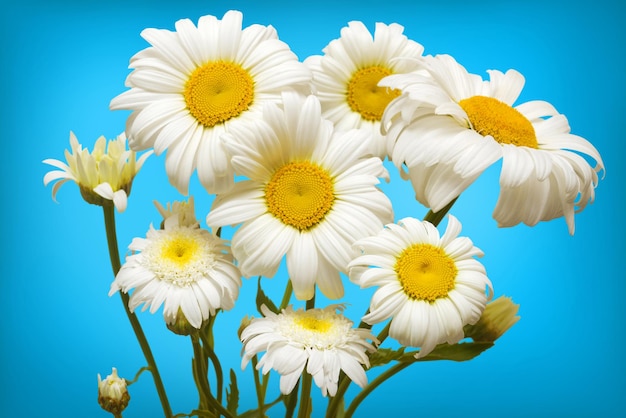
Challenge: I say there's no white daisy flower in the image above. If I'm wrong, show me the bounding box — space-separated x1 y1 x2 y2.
381 54 604 234
110 205 241 329
43 131 151 213
240 304 376 397
206 92 393 300
349 215 492 358
305 21 424 158
110 10 311 195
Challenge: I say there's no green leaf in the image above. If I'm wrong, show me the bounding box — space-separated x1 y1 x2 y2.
226 369 239 415
369 347 407 367
413 341 494 362
256 277 279 315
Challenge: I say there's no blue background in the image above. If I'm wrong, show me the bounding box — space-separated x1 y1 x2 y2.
1 0 624 417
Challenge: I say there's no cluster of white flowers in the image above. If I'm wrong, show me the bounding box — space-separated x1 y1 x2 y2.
43 9 603 412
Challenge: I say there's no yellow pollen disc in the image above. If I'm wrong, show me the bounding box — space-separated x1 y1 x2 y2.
347 66 401 122
184 61 254 128
459 95 538 148
294 314 332 334
161 236 200 267
265 161 335 231
395 244 457 302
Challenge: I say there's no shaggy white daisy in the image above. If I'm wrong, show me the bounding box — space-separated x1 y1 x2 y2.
381 54 604 234
206 92 393 300
110 202 241 329
110 10 311 195
349 215 492 358
240 305 376 396
43 131 151 212
305 21 424 158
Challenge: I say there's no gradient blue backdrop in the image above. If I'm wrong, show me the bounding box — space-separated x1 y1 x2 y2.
1 0 624 417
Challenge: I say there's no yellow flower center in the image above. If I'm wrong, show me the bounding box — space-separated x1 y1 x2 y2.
161 235 200 267
395 244 457 302
265 161 335 231
459 95 538 148
347 66 401 122
184 61 254 128
294 314 333 334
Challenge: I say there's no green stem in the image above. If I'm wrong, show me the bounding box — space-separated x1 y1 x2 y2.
325 373 348 418
103 206 173 418
375 322 391 346
305 294 315 311
279 280 293 311
201 334 224 404
191 335 210 411
297 373 313 418
344 362 412 418
251 356 265 418
423 197 458 227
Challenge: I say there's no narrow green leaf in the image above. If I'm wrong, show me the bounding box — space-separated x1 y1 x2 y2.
411 342 494 363
256 277 279 315
226 369 239 414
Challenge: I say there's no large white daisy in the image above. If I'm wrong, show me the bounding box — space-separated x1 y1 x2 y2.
305 21 424 159
43 131 151 213
110 10 311 195
206 92 394 300
381 54 604 234
240 304 376 397
349 215 492 358
110 201 241 329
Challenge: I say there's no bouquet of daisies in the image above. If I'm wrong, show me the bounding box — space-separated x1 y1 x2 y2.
43 10 603 418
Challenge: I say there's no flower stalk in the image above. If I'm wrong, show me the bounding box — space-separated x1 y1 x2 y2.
102 205 173 418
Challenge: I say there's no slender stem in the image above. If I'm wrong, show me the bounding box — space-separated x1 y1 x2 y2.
344 362 412 418
423 197 458 227
297 373 313 418
279 280 293 311
102 206 172 418
201 334 224 404
305 294 315 311
325 373 348 418
191 335 210 411
251 356 265 418
375 322 391 346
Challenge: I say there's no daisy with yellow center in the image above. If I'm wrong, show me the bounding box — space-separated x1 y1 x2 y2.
110 10 311 195
43 132 151 213
110 200 241 329
381 54 604 234
349 215 492 358
206 92 393 300
240 305 376 396
304 21 425 159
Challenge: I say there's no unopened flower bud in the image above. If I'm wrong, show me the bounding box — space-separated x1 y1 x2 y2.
464 295 520 342
97 367 130 416
238 315 253 340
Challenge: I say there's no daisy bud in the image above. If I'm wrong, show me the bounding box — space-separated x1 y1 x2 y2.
43 131 152 213
237 315 253 340
166 308 200 336
97 368 130 417
154 197 199 229
464 295 520 343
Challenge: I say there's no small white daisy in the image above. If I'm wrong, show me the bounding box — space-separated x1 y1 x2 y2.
43 131 151 212
349 215 492 358
206 91 393 300
305 21 424 158
381 54 604 234
240 304 376 397
110 10 311 195
110 201 241 329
